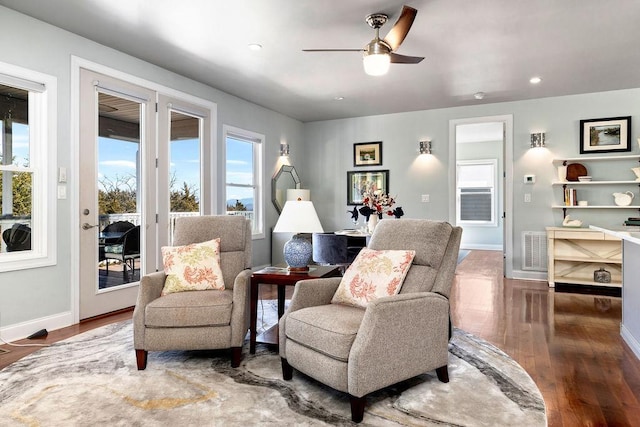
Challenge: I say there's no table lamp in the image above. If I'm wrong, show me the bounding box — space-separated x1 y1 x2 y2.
273 200 324 271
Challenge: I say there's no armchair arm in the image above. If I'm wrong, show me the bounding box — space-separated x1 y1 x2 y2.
230 268 252 346
133 271 166 349
278 277 342 356
348 292 450 397
288 277 342 313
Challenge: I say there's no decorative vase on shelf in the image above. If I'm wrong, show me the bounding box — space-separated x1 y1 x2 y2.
367 215 378 233
557 165 567 182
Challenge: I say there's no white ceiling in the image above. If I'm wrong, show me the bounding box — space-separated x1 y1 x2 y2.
2 0 640 123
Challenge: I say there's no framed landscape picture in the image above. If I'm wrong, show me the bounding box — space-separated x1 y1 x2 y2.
347 169 389 205
580 116 631 154
353 141 382 166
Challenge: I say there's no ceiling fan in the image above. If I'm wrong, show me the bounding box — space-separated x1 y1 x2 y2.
303 5 424 76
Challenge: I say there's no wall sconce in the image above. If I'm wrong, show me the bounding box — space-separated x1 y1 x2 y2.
530 133 546 148
419 140 432 155
279 142 290 157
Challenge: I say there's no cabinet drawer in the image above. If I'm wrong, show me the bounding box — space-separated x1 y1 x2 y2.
554 230 604 240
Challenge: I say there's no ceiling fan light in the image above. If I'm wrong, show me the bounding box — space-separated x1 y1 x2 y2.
363 53 390 76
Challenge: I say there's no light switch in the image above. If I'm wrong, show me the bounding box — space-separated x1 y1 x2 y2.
58 167 67 183
57 185 67 199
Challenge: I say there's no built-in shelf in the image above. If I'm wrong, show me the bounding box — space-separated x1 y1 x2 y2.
552 180 640 185
552 155 640 218
552 154 640 163
552 205 640 209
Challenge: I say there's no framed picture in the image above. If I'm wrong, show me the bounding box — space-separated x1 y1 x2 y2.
580 116 631 154
353 141 382 166
347 170 389 205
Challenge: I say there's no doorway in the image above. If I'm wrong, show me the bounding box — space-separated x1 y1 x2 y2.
449 115 513 278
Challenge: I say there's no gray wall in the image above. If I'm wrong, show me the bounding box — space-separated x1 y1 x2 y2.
301 89 640 279
0 7 303 332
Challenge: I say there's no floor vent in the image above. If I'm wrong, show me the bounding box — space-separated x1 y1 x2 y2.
522 231 547 271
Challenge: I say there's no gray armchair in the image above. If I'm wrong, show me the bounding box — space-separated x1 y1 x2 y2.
279 219 462 422
133 215 252 369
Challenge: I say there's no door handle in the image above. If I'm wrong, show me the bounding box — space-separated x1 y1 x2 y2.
82 223 99 230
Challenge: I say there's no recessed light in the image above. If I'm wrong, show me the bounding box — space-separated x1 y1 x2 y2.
333 96 345 101
247 43 262 51
529 76 542 84
474 92 485 100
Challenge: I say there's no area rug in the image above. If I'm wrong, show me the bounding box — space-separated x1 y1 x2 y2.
0 304 546 426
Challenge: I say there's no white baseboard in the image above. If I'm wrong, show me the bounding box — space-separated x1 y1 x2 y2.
460 244 503 251
511 269 548 282
621 324 640 361
0 311 74 343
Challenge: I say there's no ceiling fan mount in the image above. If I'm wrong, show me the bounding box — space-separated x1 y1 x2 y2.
302 5 424 76
365 13 388 29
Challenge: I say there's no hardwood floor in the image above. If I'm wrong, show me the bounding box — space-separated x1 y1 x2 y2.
2 250 639 426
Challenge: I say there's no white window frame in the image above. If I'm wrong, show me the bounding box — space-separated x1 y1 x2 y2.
0 62 57 271
223 125 264 239
456 159 498 227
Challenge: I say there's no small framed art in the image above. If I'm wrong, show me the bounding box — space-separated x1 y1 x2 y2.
347 169 389 205
580 116 631 154
353 141 382 166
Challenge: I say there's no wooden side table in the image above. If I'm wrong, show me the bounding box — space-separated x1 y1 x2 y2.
249 265 341 354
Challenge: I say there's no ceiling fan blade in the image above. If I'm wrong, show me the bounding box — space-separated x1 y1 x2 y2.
384 5 417 52
389 53 424 64
303 49 364 52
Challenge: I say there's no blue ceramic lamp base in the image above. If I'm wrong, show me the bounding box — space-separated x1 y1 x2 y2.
283 234 312 271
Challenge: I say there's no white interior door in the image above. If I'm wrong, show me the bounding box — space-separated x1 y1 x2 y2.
78 69 156 319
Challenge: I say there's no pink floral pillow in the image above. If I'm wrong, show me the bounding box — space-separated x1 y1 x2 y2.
161 238 224 295
331 248 416 308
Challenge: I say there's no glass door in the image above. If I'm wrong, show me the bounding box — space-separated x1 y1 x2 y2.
78 69 155 319
157 94 210 254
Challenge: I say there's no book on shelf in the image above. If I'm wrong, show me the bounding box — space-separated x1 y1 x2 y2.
564 187 577 206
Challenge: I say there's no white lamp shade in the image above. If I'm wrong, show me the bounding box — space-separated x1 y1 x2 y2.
286 189 310 201
363 53 390 76
273 200 324 233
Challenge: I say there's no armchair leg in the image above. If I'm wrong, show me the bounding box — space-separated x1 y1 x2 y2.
231 347 242 368
436 365 449 383
136 349 148 370
281 358 293 380
349 395 366 423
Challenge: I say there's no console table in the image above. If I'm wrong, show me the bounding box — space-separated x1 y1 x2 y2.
249 265 341 354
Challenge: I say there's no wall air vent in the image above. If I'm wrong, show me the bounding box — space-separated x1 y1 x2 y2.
522 231 547 271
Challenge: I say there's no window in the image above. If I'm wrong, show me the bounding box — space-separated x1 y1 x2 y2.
456 159 497 226
224 125 264 238
0 63 56 271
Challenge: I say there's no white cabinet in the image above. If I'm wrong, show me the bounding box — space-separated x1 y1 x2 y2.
546 227 621 288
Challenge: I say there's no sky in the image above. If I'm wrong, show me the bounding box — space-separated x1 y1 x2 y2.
0 122 29 166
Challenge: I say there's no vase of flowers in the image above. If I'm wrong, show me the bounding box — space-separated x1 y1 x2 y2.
357 182 397 233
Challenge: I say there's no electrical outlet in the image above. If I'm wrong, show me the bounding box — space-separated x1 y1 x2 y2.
421 194 430 203
524 193 531 203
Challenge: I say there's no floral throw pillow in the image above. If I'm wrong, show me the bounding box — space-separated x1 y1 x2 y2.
331 248 416 308
161 238 224 295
